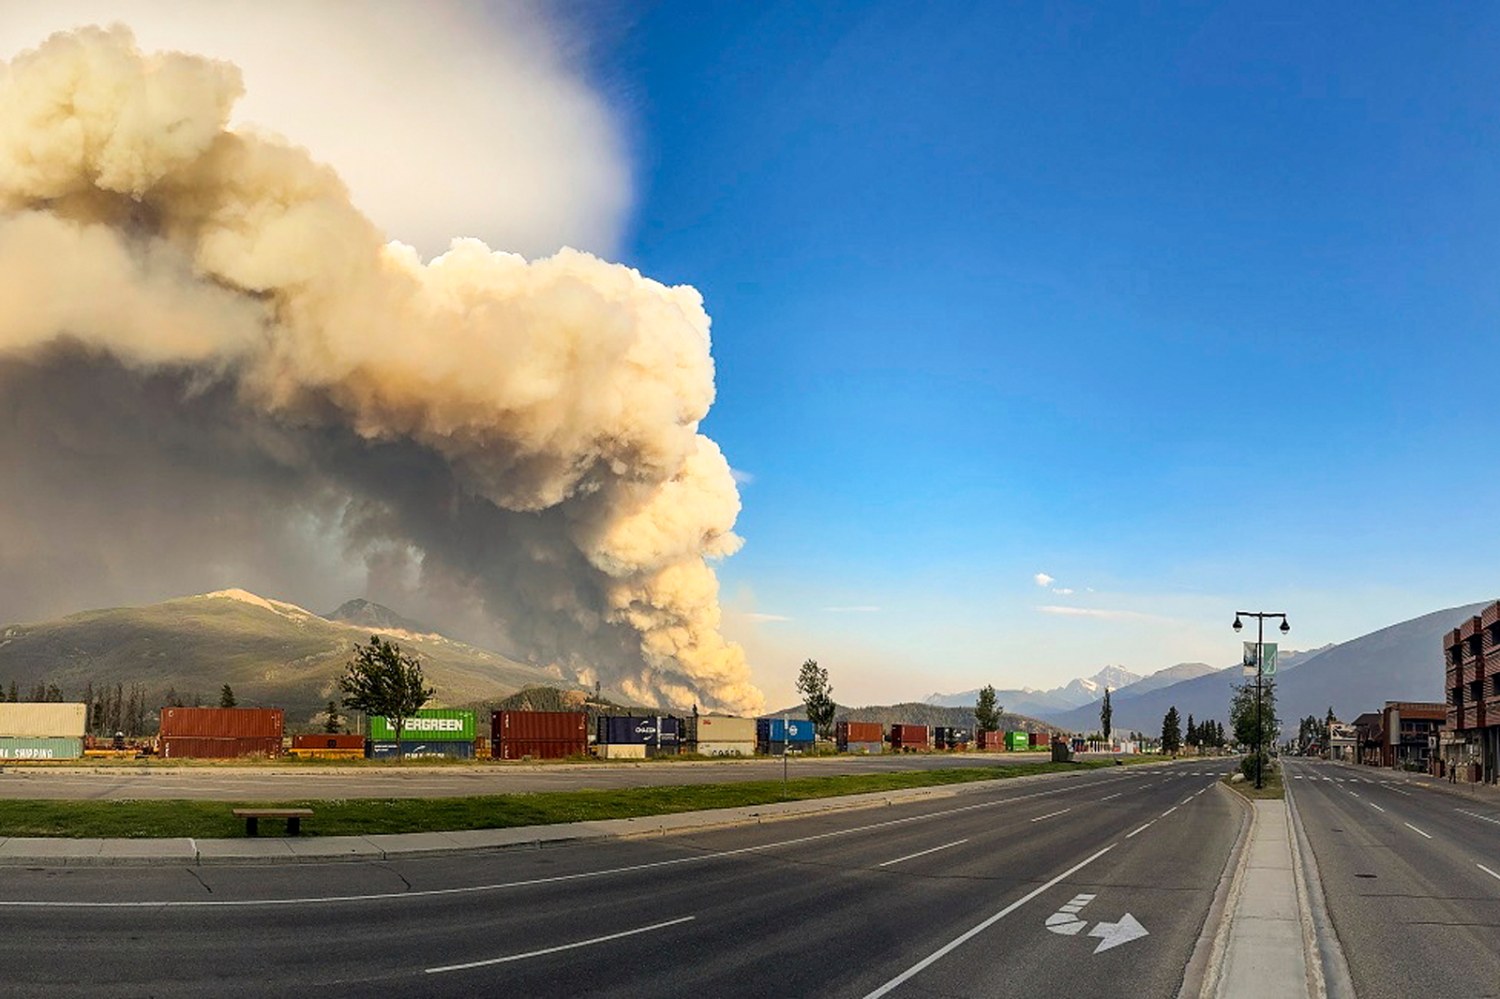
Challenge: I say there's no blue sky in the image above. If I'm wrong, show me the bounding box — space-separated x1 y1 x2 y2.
7 1 1496 709
591 2 1500 705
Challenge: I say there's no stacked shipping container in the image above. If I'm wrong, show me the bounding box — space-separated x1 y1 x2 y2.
836 720 884 754
890 723 929 752
685 715 756 756
288 733 366 759
0 703 86 759
492 710 588 760
596 715 682 758
934 726 971 750
369 708 475 759
159 707 283 759
756 717 815 755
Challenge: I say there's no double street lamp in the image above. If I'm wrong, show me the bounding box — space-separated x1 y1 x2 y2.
1233 611 1290 790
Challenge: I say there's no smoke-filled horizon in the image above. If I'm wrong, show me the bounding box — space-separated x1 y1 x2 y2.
0 27 764 713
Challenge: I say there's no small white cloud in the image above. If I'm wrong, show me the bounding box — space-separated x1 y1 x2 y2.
1052 588 1075 596
1038 605 1163 622
744 612 791 623
1033 573 1055 588
823 605 881 613
730 468 755 485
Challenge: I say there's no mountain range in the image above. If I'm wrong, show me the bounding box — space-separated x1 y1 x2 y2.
924 664 1146 716
0 589 594 726
1037 602 1488 735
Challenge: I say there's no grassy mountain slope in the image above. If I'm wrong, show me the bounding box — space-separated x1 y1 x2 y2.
0 590 581 727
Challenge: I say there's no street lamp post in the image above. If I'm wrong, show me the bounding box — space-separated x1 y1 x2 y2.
1233 611 1290 790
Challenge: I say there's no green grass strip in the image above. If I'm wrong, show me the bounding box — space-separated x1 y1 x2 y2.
0 760 1132 838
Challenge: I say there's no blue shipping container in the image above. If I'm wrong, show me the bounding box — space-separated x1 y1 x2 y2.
368 740 475 760
756 718 815 743
596 715 682 746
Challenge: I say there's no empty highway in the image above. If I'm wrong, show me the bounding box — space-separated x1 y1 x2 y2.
0 762 1240 997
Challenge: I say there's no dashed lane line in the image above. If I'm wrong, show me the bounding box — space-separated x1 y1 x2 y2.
1126 822 1154 839
426 915 696 973
1479 864 1500 882
1404 822 1433 840
1457 809 1500 828
1030 809 1072 823
878 839 970 868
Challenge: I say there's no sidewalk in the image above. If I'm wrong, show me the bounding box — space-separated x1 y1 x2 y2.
0 765 1102 867
1206 799 1313 999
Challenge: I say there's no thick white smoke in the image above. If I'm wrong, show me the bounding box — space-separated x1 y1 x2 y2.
0 27 764 713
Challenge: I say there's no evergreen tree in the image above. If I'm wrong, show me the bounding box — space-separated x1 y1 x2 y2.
1185 713 1197 749
219 684 237 708
6 680 16 703
1161 706 1182 755
1100 687 1113 743
323 700 343 734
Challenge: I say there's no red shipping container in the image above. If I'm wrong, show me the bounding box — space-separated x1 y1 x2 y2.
494 739 586 760
160 736 282 759
159 707 283 739
890 724 930 750
977 730 1006 750
836 721 883 744
492 711 588 741
1029 732 1049 747
291 734 366 751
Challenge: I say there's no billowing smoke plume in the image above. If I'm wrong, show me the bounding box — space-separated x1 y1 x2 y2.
0 27 763 713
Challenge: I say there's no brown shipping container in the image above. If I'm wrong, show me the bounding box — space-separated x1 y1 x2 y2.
977 731 1006 750
160 736 281 759
492 711 588 742
1029 731 1049 747
291 734 366 751
496 739 585 760
837 721 883 745
890 724 930 750
159 707 284 739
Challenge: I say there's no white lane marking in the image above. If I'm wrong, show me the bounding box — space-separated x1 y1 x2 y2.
1393 789 1411 796
1101 793 1122 801
1457 809 1500 827
1030 808 1072 823
1125 822 1153 839
878 839 970 868
1161 806 1177 817
1404 822 1433 840
1181 797 1193 805
426 915 695 973
861 846 1116 999
1478 863 1500 882
0 771 1133 909
1368 803 1385 813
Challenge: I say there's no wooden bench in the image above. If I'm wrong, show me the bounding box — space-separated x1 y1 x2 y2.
232 808 313 837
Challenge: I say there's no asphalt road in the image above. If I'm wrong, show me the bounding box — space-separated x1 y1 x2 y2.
0 751 1080 800
1285 758 1500 999
0 762 1241 997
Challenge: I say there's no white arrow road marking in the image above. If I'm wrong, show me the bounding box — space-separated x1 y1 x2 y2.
1044 893 1096 936
1088 912 1149 954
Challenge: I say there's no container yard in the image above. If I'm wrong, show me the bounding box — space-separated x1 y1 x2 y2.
684 715 755 756
755 717 814 756
492 710 588 760
159 707 284 759
0 703 87 760
836 720 884 754
934 726 971 750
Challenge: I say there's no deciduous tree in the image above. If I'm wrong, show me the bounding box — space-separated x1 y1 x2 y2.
795 659 837 740
339 636 434 759
974 684 1002 733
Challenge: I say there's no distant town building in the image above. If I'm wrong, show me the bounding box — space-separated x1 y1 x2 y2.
1352 711 1384 766
1325 720 1357 762
1377 701 1444 770
1445 604 1500 784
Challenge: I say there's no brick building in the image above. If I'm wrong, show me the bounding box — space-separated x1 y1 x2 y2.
1444 602 1500 784
1377 701 1445 769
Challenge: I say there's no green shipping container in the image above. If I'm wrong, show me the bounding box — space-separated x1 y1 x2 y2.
1006 731 1030 751
369 709 474 742
0 737 83 760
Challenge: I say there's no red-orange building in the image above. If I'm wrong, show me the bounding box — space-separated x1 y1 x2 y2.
1445 602 1500 784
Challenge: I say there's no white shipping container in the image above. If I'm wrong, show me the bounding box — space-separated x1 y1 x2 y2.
689 715 756 743
0 703 87 738
595 743 647 759
693 741 755 757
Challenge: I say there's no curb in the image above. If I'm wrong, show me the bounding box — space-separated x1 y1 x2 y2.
0 764 1116 868
1183 780 1255 999
1284 770 1355 999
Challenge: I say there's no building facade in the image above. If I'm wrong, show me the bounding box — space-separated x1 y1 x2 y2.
1445 603 1500 784
1378 701 1444 770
